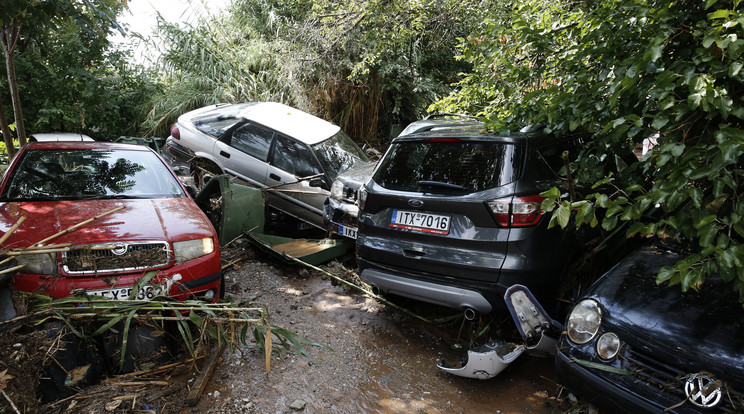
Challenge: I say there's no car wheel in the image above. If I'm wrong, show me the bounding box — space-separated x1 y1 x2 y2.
191 160 222 190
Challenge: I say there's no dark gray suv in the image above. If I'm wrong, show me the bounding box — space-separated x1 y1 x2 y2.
356 120 583 315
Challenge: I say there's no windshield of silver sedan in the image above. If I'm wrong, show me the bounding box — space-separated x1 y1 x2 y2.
2 149 185 201
312 131 370 181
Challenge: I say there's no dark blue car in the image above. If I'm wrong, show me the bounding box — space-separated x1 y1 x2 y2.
556 244 744 413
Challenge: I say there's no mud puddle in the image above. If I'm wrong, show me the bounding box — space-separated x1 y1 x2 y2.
188 253 562 413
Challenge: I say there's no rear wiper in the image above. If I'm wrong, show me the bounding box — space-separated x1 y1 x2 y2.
417 181 470 192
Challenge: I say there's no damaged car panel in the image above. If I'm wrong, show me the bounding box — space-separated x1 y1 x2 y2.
0 142 222 301
323 161 377 239
438 340 525 380
164 102 373 231
357 121 583 314
556 245 744 413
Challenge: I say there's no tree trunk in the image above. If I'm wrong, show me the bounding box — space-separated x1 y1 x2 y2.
0 94 16 159
1 19 27 149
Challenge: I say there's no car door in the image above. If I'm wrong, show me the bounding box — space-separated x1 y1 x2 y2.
265 134 329 228
214 121 274 187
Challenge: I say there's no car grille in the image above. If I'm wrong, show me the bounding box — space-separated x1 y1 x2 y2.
62 241 171 275
624 346 744 412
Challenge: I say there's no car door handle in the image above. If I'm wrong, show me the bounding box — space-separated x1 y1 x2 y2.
269 173 281 181
219 151 231 159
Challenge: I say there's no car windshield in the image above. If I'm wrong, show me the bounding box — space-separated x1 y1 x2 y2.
373 140 522 193
312 131 370 181
2 148 185 201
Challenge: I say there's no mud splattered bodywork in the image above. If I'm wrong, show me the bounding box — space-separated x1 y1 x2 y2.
556 245 744 413
0 142 222 301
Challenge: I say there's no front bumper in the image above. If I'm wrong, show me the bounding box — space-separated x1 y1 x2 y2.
323 198 359 239
555 349 710 414
12 253 222 301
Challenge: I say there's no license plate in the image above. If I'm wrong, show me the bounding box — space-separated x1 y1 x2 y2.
338 224 358 239
390 210 450 235
86 281 170 301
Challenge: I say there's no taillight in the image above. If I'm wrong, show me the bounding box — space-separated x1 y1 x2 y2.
170 124 180 139
487 195 545 227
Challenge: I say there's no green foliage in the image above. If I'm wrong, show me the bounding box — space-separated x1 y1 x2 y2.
145 0 480 142
1 0 157 140
445 0 744 299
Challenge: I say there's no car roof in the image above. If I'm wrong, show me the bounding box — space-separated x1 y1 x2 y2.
393 123 543 145
30 133 94 142
238 102 340 145
25 141 153 151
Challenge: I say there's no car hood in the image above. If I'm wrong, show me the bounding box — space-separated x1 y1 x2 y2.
587 245 744 384
0 198 215 247
335 161 377 190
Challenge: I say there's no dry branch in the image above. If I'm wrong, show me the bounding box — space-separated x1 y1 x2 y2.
33 206 125 246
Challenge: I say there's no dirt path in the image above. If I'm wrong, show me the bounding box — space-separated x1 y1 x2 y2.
187 245 562 413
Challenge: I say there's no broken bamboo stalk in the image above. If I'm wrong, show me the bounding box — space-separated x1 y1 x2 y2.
221 257 244 270
186 341 226 406
0 264 25 275
0 216 25 246
106 380 169 386
116 356 204 378
1 390 21 414
33 205 125 246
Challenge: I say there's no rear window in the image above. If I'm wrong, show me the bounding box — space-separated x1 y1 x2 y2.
373 140 522 193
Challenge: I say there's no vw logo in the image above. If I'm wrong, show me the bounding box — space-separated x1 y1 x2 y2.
408 199 424 208
684 373 722 408
110 243 128 256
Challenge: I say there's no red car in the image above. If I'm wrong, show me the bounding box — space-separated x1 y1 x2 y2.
0 141 222 301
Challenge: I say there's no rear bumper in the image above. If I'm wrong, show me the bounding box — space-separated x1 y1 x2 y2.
361 267 493 313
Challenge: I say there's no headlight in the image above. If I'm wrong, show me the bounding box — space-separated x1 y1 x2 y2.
330 180 344 200
566 299 602 344
596 332 621 360
358 187 367 211
173 238 215 264
14 252 56 274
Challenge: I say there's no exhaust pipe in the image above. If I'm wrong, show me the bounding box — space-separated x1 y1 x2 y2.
464 307 478 321
370 285 381 296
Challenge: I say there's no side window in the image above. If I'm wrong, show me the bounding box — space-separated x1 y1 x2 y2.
272 135 322 178
230 123 274 161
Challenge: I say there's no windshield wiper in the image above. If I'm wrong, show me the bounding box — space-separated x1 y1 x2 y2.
417 181 470 193
78 194 153 200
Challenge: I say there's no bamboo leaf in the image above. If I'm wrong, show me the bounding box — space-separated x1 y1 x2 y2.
572 359 632 375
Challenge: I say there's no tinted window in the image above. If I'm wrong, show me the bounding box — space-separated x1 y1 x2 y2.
272 135 322 178
230 123 274 161
3 149 184 201
374 140 522 193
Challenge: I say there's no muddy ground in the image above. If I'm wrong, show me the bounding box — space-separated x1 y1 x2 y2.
194 243 569 414
0 240 579 414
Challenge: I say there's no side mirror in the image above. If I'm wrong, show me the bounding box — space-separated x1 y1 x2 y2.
185 185 198 198
309 177 328 190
